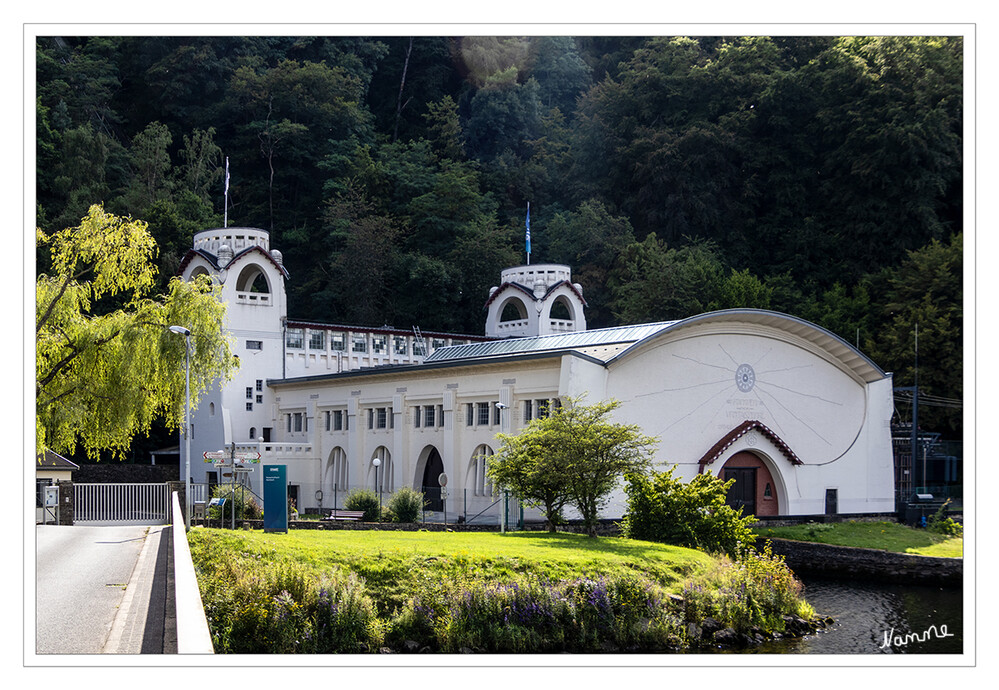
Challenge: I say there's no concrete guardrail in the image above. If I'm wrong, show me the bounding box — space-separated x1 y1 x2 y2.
171 491 215 653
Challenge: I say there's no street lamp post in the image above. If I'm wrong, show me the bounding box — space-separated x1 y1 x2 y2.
372 457 382 518
169 325 192 530
495 402 509 533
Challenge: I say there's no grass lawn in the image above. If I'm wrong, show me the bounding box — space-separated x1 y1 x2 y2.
754 521 963 558
189 528 716 615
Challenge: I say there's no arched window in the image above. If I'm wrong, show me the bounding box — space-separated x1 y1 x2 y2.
235 264 270 294
549 296 573 321
328 447 348 492
249 427 256 440
468 444 495 496
500 298 527 322
209 402 215 417
370 446 393 493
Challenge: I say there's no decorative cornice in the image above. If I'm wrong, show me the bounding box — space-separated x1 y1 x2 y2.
697 419 803 471
483 279 588 310
176 245 290 279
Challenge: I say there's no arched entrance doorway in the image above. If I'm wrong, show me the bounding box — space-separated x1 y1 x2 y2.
721 451 779 517
421 448 445 512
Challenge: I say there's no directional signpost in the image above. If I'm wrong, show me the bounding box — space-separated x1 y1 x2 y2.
202 445 260 528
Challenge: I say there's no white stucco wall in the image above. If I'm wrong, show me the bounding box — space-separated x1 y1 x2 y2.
604 321 895 516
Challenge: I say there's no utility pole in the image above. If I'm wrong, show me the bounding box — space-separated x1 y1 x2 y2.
912 323 919 493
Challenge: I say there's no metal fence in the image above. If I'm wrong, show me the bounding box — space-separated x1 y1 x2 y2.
74 482 171 525
197 477 527 526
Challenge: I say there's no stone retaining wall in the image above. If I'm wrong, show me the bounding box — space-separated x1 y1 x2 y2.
197 518 622 534
760 537 962 587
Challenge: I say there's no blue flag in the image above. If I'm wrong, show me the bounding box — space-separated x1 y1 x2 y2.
525 204 531 255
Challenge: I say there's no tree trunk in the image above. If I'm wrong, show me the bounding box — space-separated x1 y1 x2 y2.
392 37 414 143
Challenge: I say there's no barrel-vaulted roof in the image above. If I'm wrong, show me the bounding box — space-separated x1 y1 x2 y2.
426 309 887 383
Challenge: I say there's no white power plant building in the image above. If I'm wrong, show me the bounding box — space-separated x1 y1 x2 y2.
178 226 895 522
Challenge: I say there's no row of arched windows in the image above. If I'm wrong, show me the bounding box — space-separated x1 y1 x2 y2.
323 445 495 496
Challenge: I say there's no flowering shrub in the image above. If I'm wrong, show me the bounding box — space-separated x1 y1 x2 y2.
680 542 812 633
194 552 383 653
389 572 684 652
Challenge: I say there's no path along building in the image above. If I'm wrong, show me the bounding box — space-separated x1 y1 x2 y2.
178 227 895 522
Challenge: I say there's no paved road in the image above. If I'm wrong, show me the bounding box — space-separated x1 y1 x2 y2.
35 524 173 655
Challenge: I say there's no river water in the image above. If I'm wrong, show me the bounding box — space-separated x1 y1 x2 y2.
744 576 963 655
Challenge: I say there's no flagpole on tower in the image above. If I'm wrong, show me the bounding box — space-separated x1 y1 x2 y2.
525 202 531 266
224 156 230 229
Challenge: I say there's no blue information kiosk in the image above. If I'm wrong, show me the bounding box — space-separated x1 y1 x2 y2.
263 465 288 533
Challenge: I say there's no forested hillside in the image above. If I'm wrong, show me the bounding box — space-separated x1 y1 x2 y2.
35 35 963 437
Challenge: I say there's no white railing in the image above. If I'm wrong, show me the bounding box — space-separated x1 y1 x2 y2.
171 491 215 654
496 319 529 333
548 319 577 332
235 291 271 305
189 483 209 504
74 483 171 525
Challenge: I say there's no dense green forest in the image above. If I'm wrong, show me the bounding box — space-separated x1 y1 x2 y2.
35 35 963 439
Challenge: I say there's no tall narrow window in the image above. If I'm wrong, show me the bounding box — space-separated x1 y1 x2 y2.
470 445 495 496
414 406 421 428
424 405 435 428
477 402 490 426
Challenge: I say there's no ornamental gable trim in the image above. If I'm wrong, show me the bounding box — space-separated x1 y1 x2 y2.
697 419 803 470
483 279 588 309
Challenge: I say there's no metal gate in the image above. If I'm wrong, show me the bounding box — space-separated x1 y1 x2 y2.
74 483 171 525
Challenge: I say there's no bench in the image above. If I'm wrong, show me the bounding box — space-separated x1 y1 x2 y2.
323 509 366 521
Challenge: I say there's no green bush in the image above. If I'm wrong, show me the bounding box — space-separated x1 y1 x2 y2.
928 499 963 536
388 487 425 523
621 468 756 558
344 489 380 522
208 483 261 520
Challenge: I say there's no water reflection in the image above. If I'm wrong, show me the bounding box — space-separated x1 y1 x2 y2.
748 577 963 654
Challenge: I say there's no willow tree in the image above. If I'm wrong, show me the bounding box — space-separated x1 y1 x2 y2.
36 204 236 460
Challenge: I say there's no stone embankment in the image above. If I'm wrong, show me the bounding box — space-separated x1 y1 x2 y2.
759 537 962 587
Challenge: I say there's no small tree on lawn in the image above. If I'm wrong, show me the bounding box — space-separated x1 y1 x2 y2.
559 399 658 537
487 429 569 533
490 397 658 536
